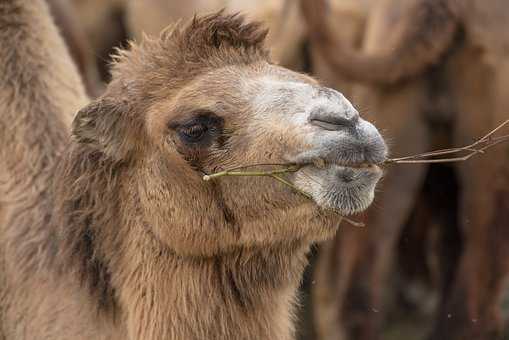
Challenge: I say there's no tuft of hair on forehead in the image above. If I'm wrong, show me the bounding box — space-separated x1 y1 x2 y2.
172 10 269 52
109 11 270 92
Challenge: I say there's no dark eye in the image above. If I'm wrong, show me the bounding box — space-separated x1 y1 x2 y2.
179 123 208 143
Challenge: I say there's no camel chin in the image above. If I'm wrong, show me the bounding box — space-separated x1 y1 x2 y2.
295 163 383 215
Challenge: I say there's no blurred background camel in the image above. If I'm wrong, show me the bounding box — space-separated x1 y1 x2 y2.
303 1 509 340
43 1 509 339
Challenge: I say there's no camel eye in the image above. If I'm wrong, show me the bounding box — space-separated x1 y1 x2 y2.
179 123 208 143
170 111 223 146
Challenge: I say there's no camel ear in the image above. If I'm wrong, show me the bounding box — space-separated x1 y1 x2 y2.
72 99 134 160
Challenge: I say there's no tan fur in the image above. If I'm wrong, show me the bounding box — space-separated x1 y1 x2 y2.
0 2 351 339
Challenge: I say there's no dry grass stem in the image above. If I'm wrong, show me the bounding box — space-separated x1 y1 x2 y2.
202 165 311 198
202 165 365 227
385 119 509 165
202 120 508 228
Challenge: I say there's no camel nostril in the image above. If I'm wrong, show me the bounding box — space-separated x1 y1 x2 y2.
309 109 359 131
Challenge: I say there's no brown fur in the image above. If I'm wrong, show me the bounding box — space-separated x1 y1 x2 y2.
304 1 509 339
0 2 347 339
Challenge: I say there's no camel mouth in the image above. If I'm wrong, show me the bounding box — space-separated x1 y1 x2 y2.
308 158 383 172
290 158 384 216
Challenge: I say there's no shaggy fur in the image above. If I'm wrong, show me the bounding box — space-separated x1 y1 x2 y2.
0 2 348 339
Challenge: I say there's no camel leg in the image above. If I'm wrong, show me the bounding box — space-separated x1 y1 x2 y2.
430 49 509 340
313 80 430 340
397 162 462 307
431 142 509 340
47 0 104 97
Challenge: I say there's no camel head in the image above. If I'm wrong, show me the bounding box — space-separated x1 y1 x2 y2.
71 13 387 257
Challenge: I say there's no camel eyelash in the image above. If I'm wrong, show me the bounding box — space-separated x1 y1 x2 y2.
171 111 225 146
169 111 222 129
179 124 208 143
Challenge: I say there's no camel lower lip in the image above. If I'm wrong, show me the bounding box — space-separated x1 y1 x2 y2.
291 161 384 215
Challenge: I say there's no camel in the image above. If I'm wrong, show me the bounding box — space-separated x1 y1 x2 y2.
305 0 371 98
0 1 387 339
71 0 128 80
46 0 104 97
302 0 458 85
302 0 509 339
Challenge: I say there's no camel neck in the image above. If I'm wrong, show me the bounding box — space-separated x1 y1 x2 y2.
52 157 313 339
116 236 309 340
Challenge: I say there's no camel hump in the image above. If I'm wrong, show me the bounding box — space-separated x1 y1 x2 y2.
0 0 88 199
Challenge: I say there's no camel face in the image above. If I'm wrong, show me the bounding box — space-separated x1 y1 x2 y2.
74 14 386 256
147 61 386 219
